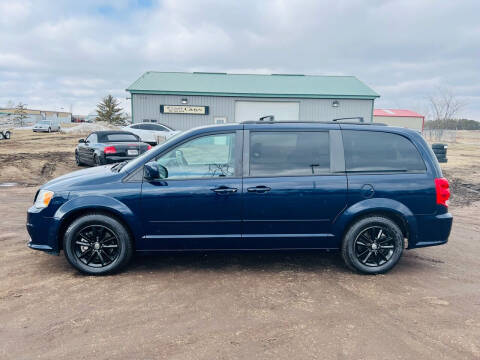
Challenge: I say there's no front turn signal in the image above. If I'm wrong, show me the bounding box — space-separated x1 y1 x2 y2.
34 190 54 209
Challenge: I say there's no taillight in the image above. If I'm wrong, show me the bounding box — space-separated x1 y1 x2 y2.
104 146 117 154
434 177 450 207
147 144 152 150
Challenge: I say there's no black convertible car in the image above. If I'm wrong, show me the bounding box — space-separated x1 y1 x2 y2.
75 131 151 167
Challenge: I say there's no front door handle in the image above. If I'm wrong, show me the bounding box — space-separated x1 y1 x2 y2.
247 185 271 193
211 186 238 194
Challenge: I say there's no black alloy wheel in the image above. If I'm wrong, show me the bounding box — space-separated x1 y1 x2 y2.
354 226 396 267
63 213 133 275
341 216 404 274
73 225 120 268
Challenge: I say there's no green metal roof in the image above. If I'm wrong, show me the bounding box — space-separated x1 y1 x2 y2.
126 72 379 99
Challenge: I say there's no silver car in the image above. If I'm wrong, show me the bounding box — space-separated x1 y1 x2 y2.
33 121 61 133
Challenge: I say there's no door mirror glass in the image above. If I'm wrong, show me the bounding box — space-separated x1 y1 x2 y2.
144 161 168 181
78 139 85 143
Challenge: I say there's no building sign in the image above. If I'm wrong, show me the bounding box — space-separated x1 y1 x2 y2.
160 105 209 115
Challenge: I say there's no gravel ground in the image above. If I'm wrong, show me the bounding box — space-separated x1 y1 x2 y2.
1 186 479 360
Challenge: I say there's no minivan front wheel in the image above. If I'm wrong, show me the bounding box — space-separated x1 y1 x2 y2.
63 214 133 275
341 216 404 274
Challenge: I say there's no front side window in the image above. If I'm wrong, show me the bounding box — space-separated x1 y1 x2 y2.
156 133 236 179
249 131 330 176
86 134 97 143
342 130 426 172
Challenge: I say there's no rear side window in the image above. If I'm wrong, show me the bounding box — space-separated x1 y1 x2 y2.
342 130 426 172
103 133 139 142
249 131 330 176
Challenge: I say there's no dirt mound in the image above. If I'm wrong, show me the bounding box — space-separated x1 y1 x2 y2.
444 171 480 207
0 151 76 185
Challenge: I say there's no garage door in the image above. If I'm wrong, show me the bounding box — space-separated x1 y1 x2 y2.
235 101 299 122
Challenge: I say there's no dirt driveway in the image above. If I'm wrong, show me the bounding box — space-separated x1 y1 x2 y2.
1 186 480 360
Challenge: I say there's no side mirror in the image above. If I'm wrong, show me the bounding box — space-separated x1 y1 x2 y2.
78 139 85 143
144 161 168 181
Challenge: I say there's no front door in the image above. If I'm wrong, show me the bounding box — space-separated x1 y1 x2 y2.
242 129 347 249
139 131 243 250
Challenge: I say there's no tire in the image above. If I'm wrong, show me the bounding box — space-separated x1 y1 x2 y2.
4 131 10 140
63 213 133 275
341 216 404 275
94 154 103 166
432 143 446 149
0 132 3 140
75 151 84 166
437 158 448 163
433 149 447 155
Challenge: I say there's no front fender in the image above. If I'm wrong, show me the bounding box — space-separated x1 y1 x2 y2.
332 198 418 246
54 195 142 243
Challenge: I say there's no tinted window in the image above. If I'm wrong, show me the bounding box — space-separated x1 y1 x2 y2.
156 133 236 179
249 131 330 176
102 133 139 142
151 124 168 131
343 130 426 172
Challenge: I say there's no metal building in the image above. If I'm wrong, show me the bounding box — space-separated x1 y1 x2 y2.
127 72 379 131
373 109 425 132
0 108 71 126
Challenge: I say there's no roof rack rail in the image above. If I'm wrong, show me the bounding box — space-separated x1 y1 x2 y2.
240 120 387 126
259 115 275 122
332 116 364 122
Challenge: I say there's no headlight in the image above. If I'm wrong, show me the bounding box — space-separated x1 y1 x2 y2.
34 190 54 208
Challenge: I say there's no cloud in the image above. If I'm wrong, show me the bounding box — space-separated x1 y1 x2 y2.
0 0 479 119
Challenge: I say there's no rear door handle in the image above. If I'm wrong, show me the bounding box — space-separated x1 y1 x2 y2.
247 186 271 193
211 186 238 194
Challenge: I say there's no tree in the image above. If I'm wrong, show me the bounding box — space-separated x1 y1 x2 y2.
13 102 28 127
428 87 467 121
96 95 126 125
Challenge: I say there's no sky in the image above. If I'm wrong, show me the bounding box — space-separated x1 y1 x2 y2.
1 0 479 119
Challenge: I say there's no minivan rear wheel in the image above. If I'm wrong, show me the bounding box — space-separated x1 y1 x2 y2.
341 216 404 274
63 214 133 275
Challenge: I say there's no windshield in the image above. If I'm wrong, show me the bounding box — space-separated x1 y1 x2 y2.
39 121 50 125
121 131 182 173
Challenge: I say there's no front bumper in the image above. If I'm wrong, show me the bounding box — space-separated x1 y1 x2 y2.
26 206 60 255
411 212 453 248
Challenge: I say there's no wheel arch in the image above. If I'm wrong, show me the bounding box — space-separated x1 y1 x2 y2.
333 198 418 247
54 197 141 251
56 207 136 251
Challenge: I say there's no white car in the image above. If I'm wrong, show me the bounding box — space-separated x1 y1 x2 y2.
33 121 61 133
122 123 180 145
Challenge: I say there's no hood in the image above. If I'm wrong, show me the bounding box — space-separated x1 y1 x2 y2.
41 165 123 191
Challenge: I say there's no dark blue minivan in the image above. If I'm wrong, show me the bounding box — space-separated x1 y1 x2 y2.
27 122 452 275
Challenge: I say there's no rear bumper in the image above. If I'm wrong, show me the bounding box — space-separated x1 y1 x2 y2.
410 212 453 248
